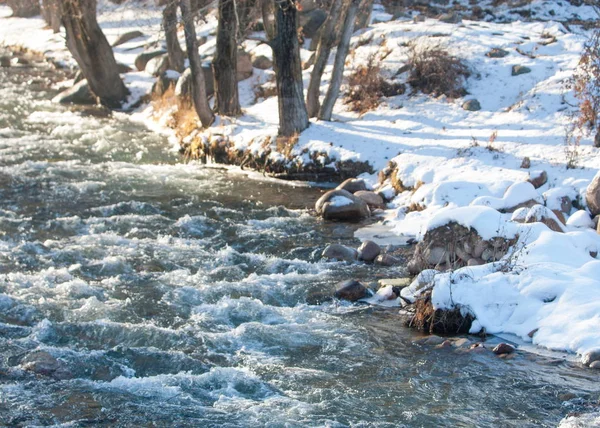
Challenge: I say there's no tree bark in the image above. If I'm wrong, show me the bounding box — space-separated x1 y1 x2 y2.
60 0 129 109
180 0 215 127
261 0 275 40
271 0 309 136
354 0 373 30
213 0 241 116
7 0 40 17
318 0 359 121
163 0 185 73
306 0 343 118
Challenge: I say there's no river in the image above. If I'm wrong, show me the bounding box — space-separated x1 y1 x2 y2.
0 48 597 427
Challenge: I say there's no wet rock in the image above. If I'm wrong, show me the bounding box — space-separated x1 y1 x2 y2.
520 156 531 168
52 80 96 105
354 190 385 209
252 54 272 70
585 171 600 217
527 170 547 189
453 338 472 348
462 99 481 111
334 280 368 301
336 178 368 194
590 361 600 369
375 254 402 266
357 240 381 262
436 340 453 349
135 49 167 71
112 30 145 47
21 351 71 379
378 277 411 289
493 343 515 355
0 56 11 67
322 243 358 262
512 65 531 76
486 48 509 58
145 53 170 77
423 335 445 346
582 349 600 366
237 50 253 81
315 189 370 222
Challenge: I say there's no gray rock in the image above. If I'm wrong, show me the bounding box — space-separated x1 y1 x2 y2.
493 342 515 355
520 156 531 169
252 54 272 70
425 246 447 265
590 361 600 369
315 189 371 222
375 254 402 266
52 80 96 105
145 54 170 77
0 56 11 67
20 351 70 379
467 258 484 266
438 12 462 23
586 171 600 217
322 244 358 262
298 8 328 38
486 48 509 58
336 178 368 194
175 66 215 102
237 50 253 81
512 65 531 76
582 349 600 366
112 30 145 47
135 49 167 71
334 280 368 301
354 190 384 208
462 99 481 111
527 170 547 189
357 240 381 262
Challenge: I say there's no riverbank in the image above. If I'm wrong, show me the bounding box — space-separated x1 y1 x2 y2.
2 0 600 373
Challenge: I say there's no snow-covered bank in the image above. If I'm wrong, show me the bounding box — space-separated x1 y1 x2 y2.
2 0 600 367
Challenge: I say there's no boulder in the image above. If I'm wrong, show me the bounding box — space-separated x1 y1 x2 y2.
145 54 170 77
512 65 531 76
520 157 531 168
0 56 10 67
322 244 358 262
112 30 145 47
252 55 272 70
585 171 600 217
354 190 384 209
566 210 594 229
134 49 167 71
590 361 600 369
175 66 215 102
438 12 461 23
525 205 566 232
527 170 547 189
486 48 509 58
374 254 401 266
582 349 600 366
462 99 481 111
237 50 253 81
334 280 369 302
298 8 328 38
357 240 381 262
117 62 134 74
52 80 96 105
20 351 71 379
315 189 371 221
492 343 515 355
336 178 368 194
467 258 484 266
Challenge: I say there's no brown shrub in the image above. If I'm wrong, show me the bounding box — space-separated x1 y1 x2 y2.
345 55 405 114
406 41 470 98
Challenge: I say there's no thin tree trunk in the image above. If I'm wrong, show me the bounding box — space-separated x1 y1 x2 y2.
163 0 185 73
261 0 275 40
318 0 359 121
213 0 241 116
271 0 309 136
180 0 214 127
306 0 343 118
60 0 128 109
7 0 40 17
355 0 373 29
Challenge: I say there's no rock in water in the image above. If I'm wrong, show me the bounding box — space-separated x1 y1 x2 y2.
492 343 515 355
315 189 370 222
586 171 600 217
357 240 381 262
52 80 96 105
336 178 368 194
334 280 368 301
375 254 401 266
322 244 358 262
582 349 600 366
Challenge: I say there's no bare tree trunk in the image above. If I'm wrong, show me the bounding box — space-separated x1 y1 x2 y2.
163 0 185 73
42 0 62 33
306 0 343 118
180 0 215 127
261 0 275 40
60 0 128 109
213 0 241 116
318 0 358 121
355 0 373 29
270 0 309 136
7 0 40 17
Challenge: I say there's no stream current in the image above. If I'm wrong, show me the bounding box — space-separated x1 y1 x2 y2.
0 50 598 427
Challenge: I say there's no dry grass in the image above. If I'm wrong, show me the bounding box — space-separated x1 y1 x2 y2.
406 41 470 99
409 291 474 334
573 29 600 148
276 133 299 159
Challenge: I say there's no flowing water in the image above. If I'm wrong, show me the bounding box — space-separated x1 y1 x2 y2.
0 50 598 428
